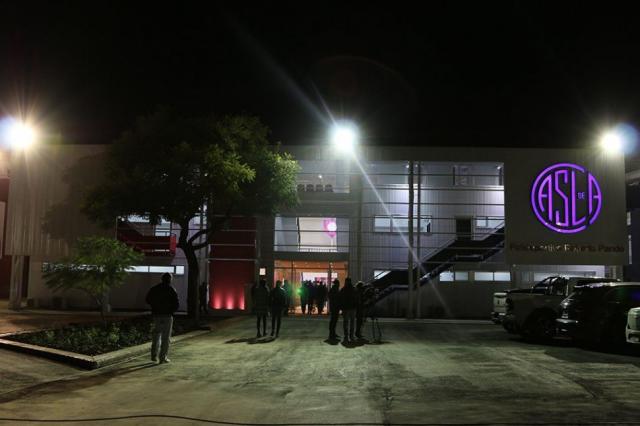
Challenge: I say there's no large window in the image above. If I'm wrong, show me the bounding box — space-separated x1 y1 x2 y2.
473 271 511 282
374 215 431 233
274 216 349 253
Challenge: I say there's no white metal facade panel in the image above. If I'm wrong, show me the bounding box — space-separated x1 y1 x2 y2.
5 145 111 259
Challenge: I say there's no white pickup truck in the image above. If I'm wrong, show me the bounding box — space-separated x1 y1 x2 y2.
495 276 618 340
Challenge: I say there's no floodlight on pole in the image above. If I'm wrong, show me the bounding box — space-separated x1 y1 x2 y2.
600 129 623 155
330 121 358 154
6 119 37 151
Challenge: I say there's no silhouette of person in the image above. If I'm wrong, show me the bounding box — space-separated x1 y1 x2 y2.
328 278 341 339
340 277 357 342
270 280 287 337
253 279 270 337
316 282 327 314
300 281 308 314
283 279 291 316
199 281 209 315
145 273 179 363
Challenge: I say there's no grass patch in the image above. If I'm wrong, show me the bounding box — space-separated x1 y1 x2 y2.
5 316 197 356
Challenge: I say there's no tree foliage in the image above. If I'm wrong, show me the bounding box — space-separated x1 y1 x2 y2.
44 237 143 322
83 109 299 317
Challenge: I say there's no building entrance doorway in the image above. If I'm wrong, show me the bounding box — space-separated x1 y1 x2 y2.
274 260 348 314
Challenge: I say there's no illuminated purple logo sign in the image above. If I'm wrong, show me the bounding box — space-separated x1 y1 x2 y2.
531 163 602 234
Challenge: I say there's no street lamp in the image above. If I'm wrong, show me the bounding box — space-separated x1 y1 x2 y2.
599 124 637 155
330 121 358 154
2 118 38 151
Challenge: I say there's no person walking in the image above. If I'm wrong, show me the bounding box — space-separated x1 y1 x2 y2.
355 281 365 338
328 278 341 340
340 277 357 342
270 280 287 337
253 279 270 337
145 273 180 364
307 281 316 314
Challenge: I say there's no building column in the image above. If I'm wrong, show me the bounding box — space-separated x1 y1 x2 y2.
8 255 24 310
407 160 415 319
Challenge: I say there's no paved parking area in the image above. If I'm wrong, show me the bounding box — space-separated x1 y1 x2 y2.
1 316 640 425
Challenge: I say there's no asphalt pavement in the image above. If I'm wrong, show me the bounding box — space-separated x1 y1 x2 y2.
1 315 640 425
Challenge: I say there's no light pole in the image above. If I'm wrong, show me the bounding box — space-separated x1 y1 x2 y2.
330 121 361 281
1 117 39 310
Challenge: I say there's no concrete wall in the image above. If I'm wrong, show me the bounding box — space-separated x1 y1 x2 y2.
26 258 189 311
376 282 511 319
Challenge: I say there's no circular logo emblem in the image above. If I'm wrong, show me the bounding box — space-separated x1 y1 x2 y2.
531 163 602 234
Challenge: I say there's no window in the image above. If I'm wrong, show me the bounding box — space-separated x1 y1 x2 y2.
454 271 469 281
126 215 149 223
474 272 494 281
374 216 392 232
628 211 632 226
125 265 186 275
453 165 470 186
475 216 503 228
473 271 511 282
439 271 454 282
629 235 633 265
494 272 511 282
375 215 431 233
149 266 177 274
373 270 390 279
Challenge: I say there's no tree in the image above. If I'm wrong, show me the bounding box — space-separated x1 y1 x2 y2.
44 237 143 324
84 109 299 318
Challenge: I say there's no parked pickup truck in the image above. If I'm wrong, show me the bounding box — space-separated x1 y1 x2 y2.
501 276 618 340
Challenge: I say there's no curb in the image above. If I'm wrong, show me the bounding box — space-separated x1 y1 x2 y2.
0 329 211 370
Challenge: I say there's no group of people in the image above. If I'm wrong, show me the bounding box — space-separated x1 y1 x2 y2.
298 280 328 314
251 276 378 343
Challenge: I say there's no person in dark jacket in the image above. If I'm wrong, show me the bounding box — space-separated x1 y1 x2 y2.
355 281 365 338
270 280 287 337
145 273 180 363
316 282 327 314
340 277 357 342
299 281 308 314
328 279 341 339
253 279 270 337
306 281 315 314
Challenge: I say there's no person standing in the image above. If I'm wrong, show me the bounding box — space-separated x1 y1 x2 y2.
282 279 291 316
270 280 287 337
145 273 180 364
253 279 270 337
299 281 308 314
199 281 209 316
316 282 327 314
340 277 357 342
307 281 316 315
328 279 341 340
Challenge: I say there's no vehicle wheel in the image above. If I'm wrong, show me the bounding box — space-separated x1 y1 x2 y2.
527 313 556 342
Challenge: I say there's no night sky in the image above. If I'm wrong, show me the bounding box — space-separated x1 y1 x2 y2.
1 2 640 149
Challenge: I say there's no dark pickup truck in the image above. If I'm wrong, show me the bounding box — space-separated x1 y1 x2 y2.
502 276 618 340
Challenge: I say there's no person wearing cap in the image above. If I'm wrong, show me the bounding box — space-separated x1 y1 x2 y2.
145 273 180 363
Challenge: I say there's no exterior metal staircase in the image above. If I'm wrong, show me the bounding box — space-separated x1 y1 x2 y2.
369 226 505 302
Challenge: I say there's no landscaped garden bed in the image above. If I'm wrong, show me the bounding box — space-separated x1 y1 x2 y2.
3 315 202 356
